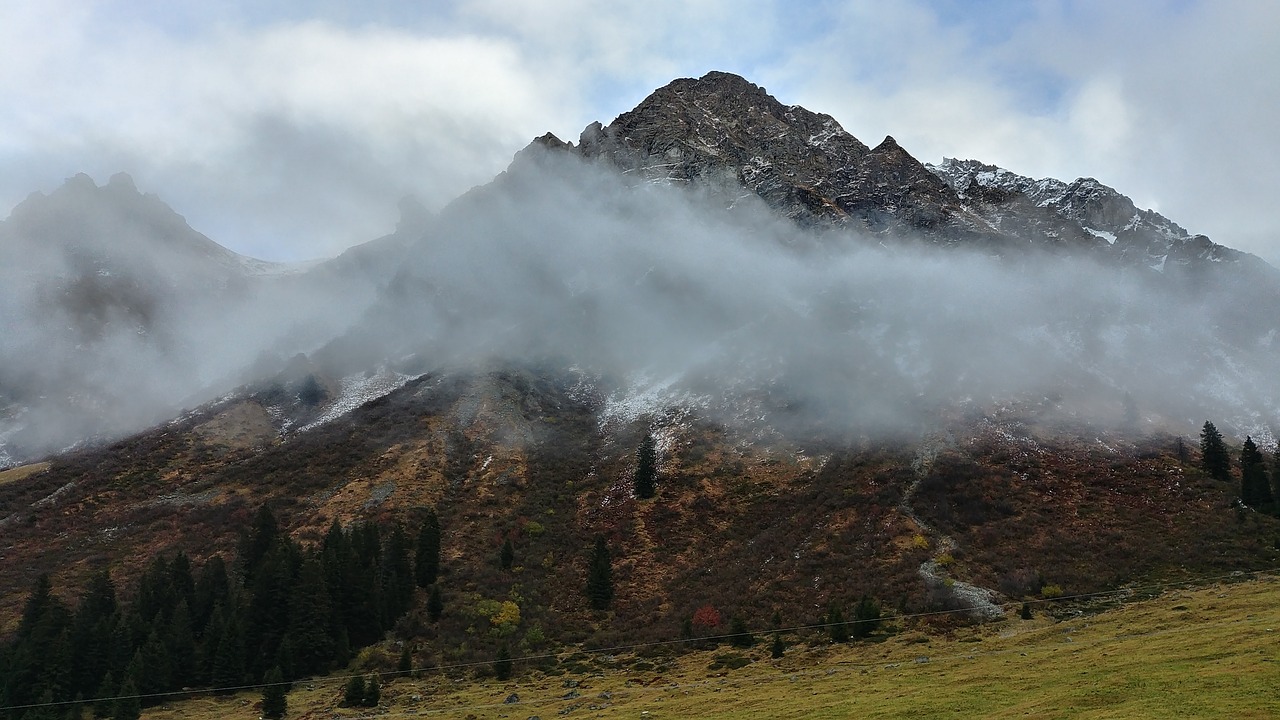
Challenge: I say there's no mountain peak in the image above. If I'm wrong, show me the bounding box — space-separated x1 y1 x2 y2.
106 171 138 192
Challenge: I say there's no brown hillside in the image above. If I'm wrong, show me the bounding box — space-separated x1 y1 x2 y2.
0 365 1275 662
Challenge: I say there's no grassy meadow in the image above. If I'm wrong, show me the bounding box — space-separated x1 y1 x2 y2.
139 573 1280 720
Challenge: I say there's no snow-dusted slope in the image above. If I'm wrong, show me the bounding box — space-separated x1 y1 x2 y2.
926 158 1246 270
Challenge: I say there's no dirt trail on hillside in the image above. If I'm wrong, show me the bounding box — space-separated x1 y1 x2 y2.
901 435 1005 620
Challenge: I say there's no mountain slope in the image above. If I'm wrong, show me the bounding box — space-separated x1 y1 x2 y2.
0 173 405 466
2 69 1280 655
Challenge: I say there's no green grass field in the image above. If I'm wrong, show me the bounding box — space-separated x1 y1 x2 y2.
145 574 1280 719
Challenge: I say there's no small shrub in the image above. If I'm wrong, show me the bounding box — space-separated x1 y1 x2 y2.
707 653 750 671
1042 584 1064 599
692 605 722 633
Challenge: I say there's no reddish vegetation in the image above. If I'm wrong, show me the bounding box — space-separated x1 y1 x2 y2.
1 366 1276 663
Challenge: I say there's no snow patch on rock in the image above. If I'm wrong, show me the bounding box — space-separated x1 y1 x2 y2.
296 367 419 433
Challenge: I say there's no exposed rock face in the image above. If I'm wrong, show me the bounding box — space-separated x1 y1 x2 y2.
574 72 990 242
538 71 1269 273
927 158 1251 270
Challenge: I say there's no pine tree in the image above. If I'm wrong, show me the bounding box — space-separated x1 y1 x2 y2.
499 538 515 571
345 523 385 647
585 536 614 611
245 541 296 681
634 432 658 499
1272 444 1280 507
1200 421 1230 481
285 558 333 678
414 511 441 588
493 645 513 681
827 606 849 643
93 671 117 719
770 633 785 659
341 676 365 707
193 555 230 636
110 678 140 720
13 580 75 714
397 646 413 677
1241 436 1273 506
260 666 288 719
851 596 882 640
165 601 196 689
427 584 444 623
729 617 754 648
69 569 117 698
240 506 280 582
1020 602 1033 620
380 523 415 624
363 676 380 707
210 610 245 693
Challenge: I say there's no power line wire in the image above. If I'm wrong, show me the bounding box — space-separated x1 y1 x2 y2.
1 566 1276 713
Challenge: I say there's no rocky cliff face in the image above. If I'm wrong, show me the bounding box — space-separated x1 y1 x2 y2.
541 71 1267 275
927 158 1250 270
569 72 1000 243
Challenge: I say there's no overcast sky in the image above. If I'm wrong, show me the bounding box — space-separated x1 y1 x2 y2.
2 0 1276 264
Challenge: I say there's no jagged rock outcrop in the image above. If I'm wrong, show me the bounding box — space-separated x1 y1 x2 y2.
523 71 1271 273
927 158 1254 270
570 71 1002 243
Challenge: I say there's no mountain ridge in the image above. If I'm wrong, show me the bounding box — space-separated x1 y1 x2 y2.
3 71 1280 710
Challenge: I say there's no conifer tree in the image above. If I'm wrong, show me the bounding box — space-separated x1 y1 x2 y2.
493 645 513 681
500 538 515 571
634 432 658 499
93 671 117 719
166 601 196 688
1241 436 1272 506
341 676 365 707
240 506 280 582
770 633 785 659
851 596 882 640
585 536 614 611
210 611 245 693
414 511 441 588
827 606 849 643
260 666 288 719
285 558 333 678
168 552 196 614
110 678 140 720
70 569 117 697
345 523 385 647
381 523 414 623
245 541 296 681
397 646 413 676
8 575 73 711
729 617 754 648
427 584 444 623
1200 421 1230 481
363 676 380 707
193 555 229 636
1272 444 1280 506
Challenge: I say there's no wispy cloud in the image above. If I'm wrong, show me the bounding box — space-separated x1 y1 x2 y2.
1 1 1276 264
